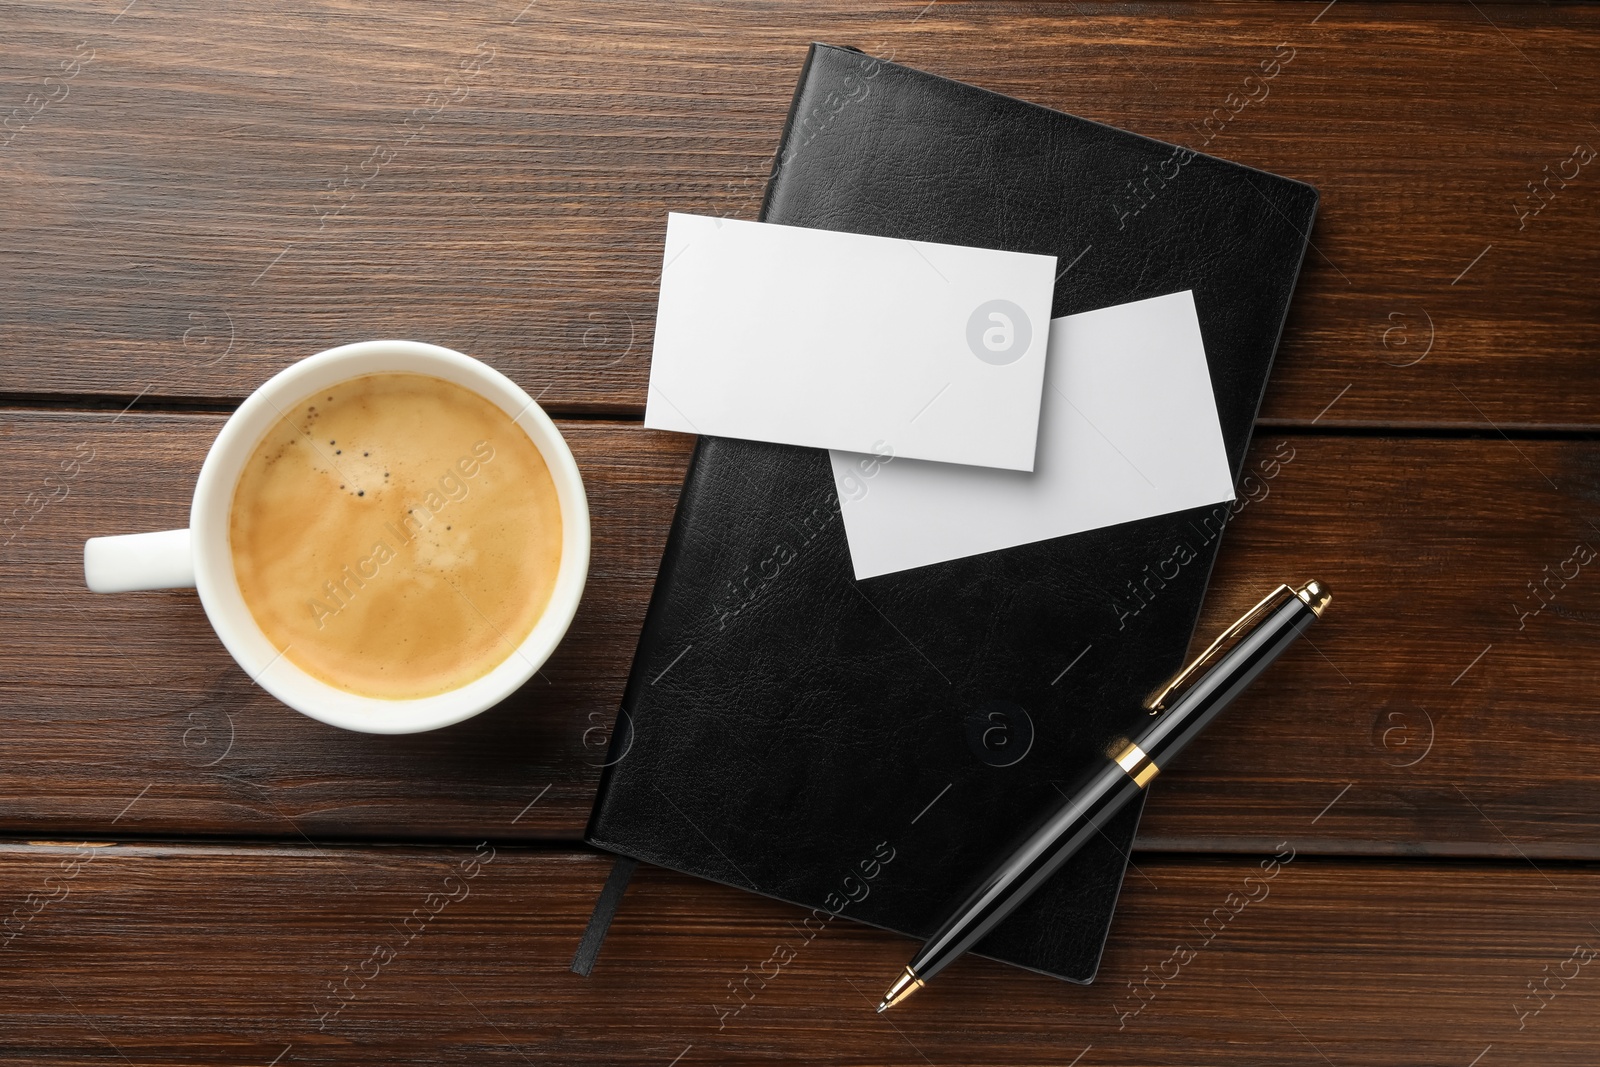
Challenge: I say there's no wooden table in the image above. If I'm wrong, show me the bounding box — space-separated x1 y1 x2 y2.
3 2 1597 1063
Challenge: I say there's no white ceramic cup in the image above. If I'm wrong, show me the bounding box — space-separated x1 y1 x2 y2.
83 340 590 734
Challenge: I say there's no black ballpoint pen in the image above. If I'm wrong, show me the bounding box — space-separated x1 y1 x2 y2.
877 579 1332 1012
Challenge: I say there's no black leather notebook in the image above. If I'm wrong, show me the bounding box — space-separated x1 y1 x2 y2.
586 43 1317 983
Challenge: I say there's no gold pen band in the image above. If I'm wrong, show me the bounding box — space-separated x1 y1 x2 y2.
1296 579 1331 617
1112 741 1160 788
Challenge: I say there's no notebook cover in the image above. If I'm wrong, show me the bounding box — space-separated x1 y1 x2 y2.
586 43 1317 983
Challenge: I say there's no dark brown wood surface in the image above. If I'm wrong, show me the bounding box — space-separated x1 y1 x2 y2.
3 0 1598 1062
4 413 1599 857
2 843 1598 1065
3 1 1598 426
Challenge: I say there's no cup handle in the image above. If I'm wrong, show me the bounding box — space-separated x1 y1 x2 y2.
84 529 196 593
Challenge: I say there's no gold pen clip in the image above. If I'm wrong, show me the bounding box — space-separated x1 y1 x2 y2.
1142 583 1306 713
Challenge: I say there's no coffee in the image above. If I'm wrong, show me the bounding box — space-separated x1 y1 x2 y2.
229 372 562 700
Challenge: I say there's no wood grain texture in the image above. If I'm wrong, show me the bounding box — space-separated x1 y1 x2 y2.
0 409 692 843
3 410 1597 856
2 1 1597 426
4 2 1597 1056
1146 430 1600 857
0 842 1596 1065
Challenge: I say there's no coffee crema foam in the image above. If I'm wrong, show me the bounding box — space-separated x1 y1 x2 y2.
229 372 562 700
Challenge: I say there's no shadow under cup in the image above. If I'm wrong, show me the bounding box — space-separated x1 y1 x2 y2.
194 342 590 734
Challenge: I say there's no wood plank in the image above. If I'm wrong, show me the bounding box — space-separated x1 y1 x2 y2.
1142 430 1600 859
3 409 1598 857
2 1 1597 426
0 841 1595 1064
0 409 692 842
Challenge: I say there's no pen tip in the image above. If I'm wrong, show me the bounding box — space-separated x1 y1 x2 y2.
876 966 924 1012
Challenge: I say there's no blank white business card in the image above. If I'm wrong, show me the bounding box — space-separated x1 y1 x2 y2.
645 213 1057 471
830 290 1236 578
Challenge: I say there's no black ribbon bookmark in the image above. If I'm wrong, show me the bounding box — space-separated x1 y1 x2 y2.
570 855 638 976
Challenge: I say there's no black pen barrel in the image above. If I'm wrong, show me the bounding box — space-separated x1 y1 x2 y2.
882 582 1330 1011
1135 593 1317 768
909 587 1323 986
909 755 1144 982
